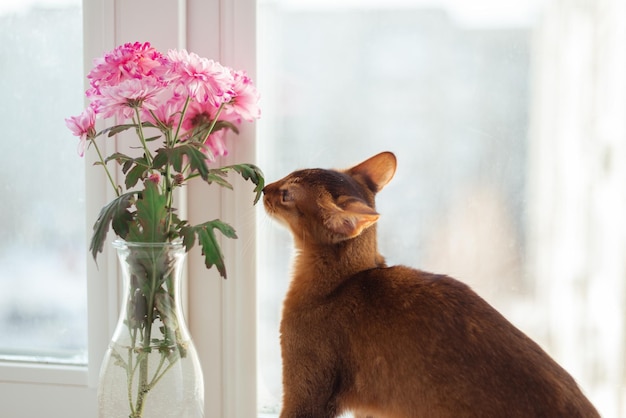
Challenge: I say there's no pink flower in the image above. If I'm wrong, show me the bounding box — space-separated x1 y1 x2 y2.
142 94 186 128
97 77 164 121
181 100 220 132
87 42 163 98
65 106 96 156
162 49 234 106
180 102 230 158
223 70 261 122
71 42 261 167
204 129 229 160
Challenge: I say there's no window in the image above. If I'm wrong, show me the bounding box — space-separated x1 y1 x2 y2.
0 0 86 365
256 0 625 417
2 0 258 416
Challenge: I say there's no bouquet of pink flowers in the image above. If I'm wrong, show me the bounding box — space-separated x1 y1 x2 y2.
66 41 263 277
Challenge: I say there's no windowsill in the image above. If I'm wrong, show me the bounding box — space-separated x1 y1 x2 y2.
0 361 88 386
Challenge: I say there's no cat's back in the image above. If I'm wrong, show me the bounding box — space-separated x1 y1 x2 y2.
332 265 487 328
325 265 599 418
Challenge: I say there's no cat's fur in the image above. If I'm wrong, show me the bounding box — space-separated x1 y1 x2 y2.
262 151 599 418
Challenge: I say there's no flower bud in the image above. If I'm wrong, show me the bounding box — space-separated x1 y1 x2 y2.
147 172 161 184
173 173 184 186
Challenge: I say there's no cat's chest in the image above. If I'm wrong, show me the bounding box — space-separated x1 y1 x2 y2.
280 278 376 342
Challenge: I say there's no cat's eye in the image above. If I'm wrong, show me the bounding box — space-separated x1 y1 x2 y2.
281 188 295 203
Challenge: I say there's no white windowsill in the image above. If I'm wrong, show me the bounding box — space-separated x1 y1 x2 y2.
0 361 88 386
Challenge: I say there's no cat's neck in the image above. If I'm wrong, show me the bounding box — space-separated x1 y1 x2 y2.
288 227 385 303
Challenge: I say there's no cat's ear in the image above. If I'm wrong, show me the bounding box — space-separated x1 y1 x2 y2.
322 198 380 239
347 151 397 193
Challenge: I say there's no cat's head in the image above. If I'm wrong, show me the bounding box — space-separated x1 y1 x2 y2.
263 152 397 245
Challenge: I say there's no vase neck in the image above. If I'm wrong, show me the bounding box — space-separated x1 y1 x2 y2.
112 241 190 345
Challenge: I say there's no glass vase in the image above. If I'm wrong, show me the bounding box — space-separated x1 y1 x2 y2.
98 240 204 418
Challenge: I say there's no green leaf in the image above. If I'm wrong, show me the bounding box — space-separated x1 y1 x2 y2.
99 122 159 138
167 212 186 238
104 152 134 165
102 123 138 137
122 159 134 174
183 220 237 279
186 120 239 144
205 170 234 189
181 145 210 179
154 144 210 180
89 191 137 260
126 181 169 243
128 285 147 330
143 135 162 142
180 225 196 251
111 204 134 238
110 349 128 369
155 290 178 334
151 148 169 171
125 156 150 189
222 163 266 204
153 146 184 173
209 120 239 135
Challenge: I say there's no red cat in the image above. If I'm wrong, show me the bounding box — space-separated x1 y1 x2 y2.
262 151 599 418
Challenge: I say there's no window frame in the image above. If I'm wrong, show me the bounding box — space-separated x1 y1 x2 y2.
0 0 259 416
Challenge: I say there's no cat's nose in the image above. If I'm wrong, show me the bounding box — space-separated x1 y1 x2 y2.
262 183 276 194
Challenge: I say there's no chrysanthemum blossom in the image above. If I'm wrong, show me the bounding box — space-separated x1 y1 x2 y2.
204 129 229 160
180 101 229 158
163 49 234 107
69 42 262 166
65 106 96 156
223 70 261 122
97 77 164 121
141 93 187 128
181 100 221 132
87 42 163 98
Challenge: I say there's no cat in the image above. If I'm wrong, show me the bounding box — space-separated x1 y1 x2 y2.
262 151 600 418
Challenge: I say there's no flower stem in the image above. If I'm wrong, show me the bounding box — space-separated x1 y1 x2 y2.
133 107 153 165
180 102 227 175
90 137 120 196
173 96 191 141
205 102 226 139
133 247 166 417
164 129 174 235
